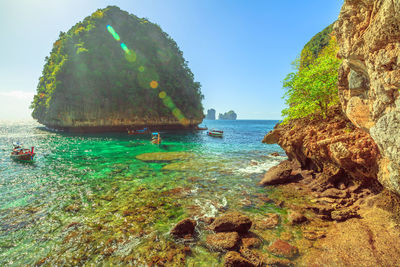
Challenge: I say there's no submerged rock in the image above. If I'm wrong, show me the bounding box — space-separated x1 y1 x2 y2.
170 218 196 237
254 213 279 229
136 152 193 162
206 232 240 251
224 251 254 267
241 232 262 249
210 212 252 233
267 240 299 259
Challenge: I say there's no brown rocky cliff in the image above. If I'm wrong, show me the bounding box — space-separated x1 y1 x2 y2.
335 0 400 194
264 106 380 187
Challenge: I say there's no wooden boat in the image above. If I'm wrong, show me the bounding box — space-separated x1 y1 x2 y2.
128 127 149 135
207 129 223 137
11 143 35 161
195 125 208 131
151 132 162 144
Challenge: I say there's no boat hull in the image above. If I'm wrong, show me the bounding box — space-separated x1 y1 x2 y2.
11 153 35 161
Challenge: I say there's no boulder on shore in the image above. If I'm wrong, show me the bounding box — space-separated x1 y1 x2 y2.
259 160 299 186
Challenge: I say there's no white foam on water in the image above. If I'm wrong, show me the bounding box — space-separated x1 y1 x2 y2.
235 156 287 174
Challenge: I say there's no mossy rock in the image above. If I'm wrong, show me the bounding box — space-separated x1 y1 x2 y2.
136 152 193 162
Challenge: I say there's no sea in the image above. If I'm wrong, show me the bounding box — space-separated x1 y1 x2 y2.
0 119 286 266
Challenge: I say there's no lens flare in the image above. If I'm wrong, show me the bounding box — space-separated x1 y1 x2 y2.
106 25 120 41
120 43 130 53
162 97 175 109
125 51 137 62
150 80 158 89
138 68 159 89
105 25 189 127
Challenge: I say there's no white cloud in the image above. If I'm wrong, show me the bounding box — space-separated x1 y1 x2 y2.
0 90 34 100
0 90 35 120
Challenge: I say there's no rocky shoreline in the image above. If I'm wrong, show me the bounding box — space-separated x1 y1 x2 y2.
165 104 400 266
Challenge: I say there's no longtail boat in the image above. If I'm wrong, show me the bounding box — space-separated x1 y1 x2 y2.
207 129 223 137
151 132 162 144
11 143 35 162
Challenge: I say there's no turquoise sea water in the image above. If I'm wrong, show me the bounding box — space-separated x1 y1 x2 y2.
0 120 285 266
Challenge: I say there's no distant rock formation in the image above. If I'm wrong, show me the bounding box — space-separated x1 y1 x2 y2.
205 109 216 120
218 110 237 120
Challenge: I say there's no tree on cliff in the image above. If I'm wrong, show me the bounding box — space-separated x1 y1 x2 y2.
30 6 204 128
281 36 341 122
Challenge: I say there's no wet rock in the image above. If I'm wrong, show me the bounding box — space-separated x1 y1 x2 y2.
210 212 252 233
255 213 279 229
206 232 240 251
262 130 281 144
183 246 191 255
288 210 307 225
239 247 263 266
224 251 255 267
280 231 293 241
303 229 326 240
170 218 196 237
262 257 293 267
241 232 262 249
320 187 348 199
259 160 300 186
199 216 215 225
270 152 280 157
330 209 359 221
267 240 299 259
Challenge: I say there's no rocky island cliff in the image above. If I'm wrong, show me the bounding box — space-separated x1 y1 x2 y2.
261 0 400 265
31 6 204 132
219 110 237 120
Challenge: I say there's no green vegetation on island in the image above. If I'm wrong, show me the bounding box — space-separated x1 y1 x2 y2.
31 6 204 129
281 25 341 123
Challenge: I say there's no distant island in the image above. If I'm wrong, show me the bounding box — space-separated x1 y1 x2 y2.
30 6 204 132
218 110 237 120
205 108 216 120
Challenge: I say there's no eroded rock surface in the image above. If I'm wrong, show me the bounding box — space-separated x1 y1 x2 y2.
210 212 252 233
170 218 196 237
335 0 400 195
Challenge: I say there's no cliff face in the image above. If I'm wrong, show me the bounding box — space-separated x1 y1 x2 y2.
335 0 400 194
31 6 204 132
263 106 380 186
219 110 237 120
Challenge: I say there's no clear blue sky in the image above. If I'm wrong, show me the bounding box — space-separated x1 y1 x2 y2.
0 0 343 120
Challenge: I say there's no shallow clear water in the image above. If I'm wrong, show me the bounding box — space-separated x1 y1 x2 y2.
0 120 285 266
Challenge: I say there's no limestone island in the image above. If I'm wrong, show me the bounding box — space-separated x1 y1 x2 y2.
205 108 216 120
218 110 237 120
31 6 204 132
